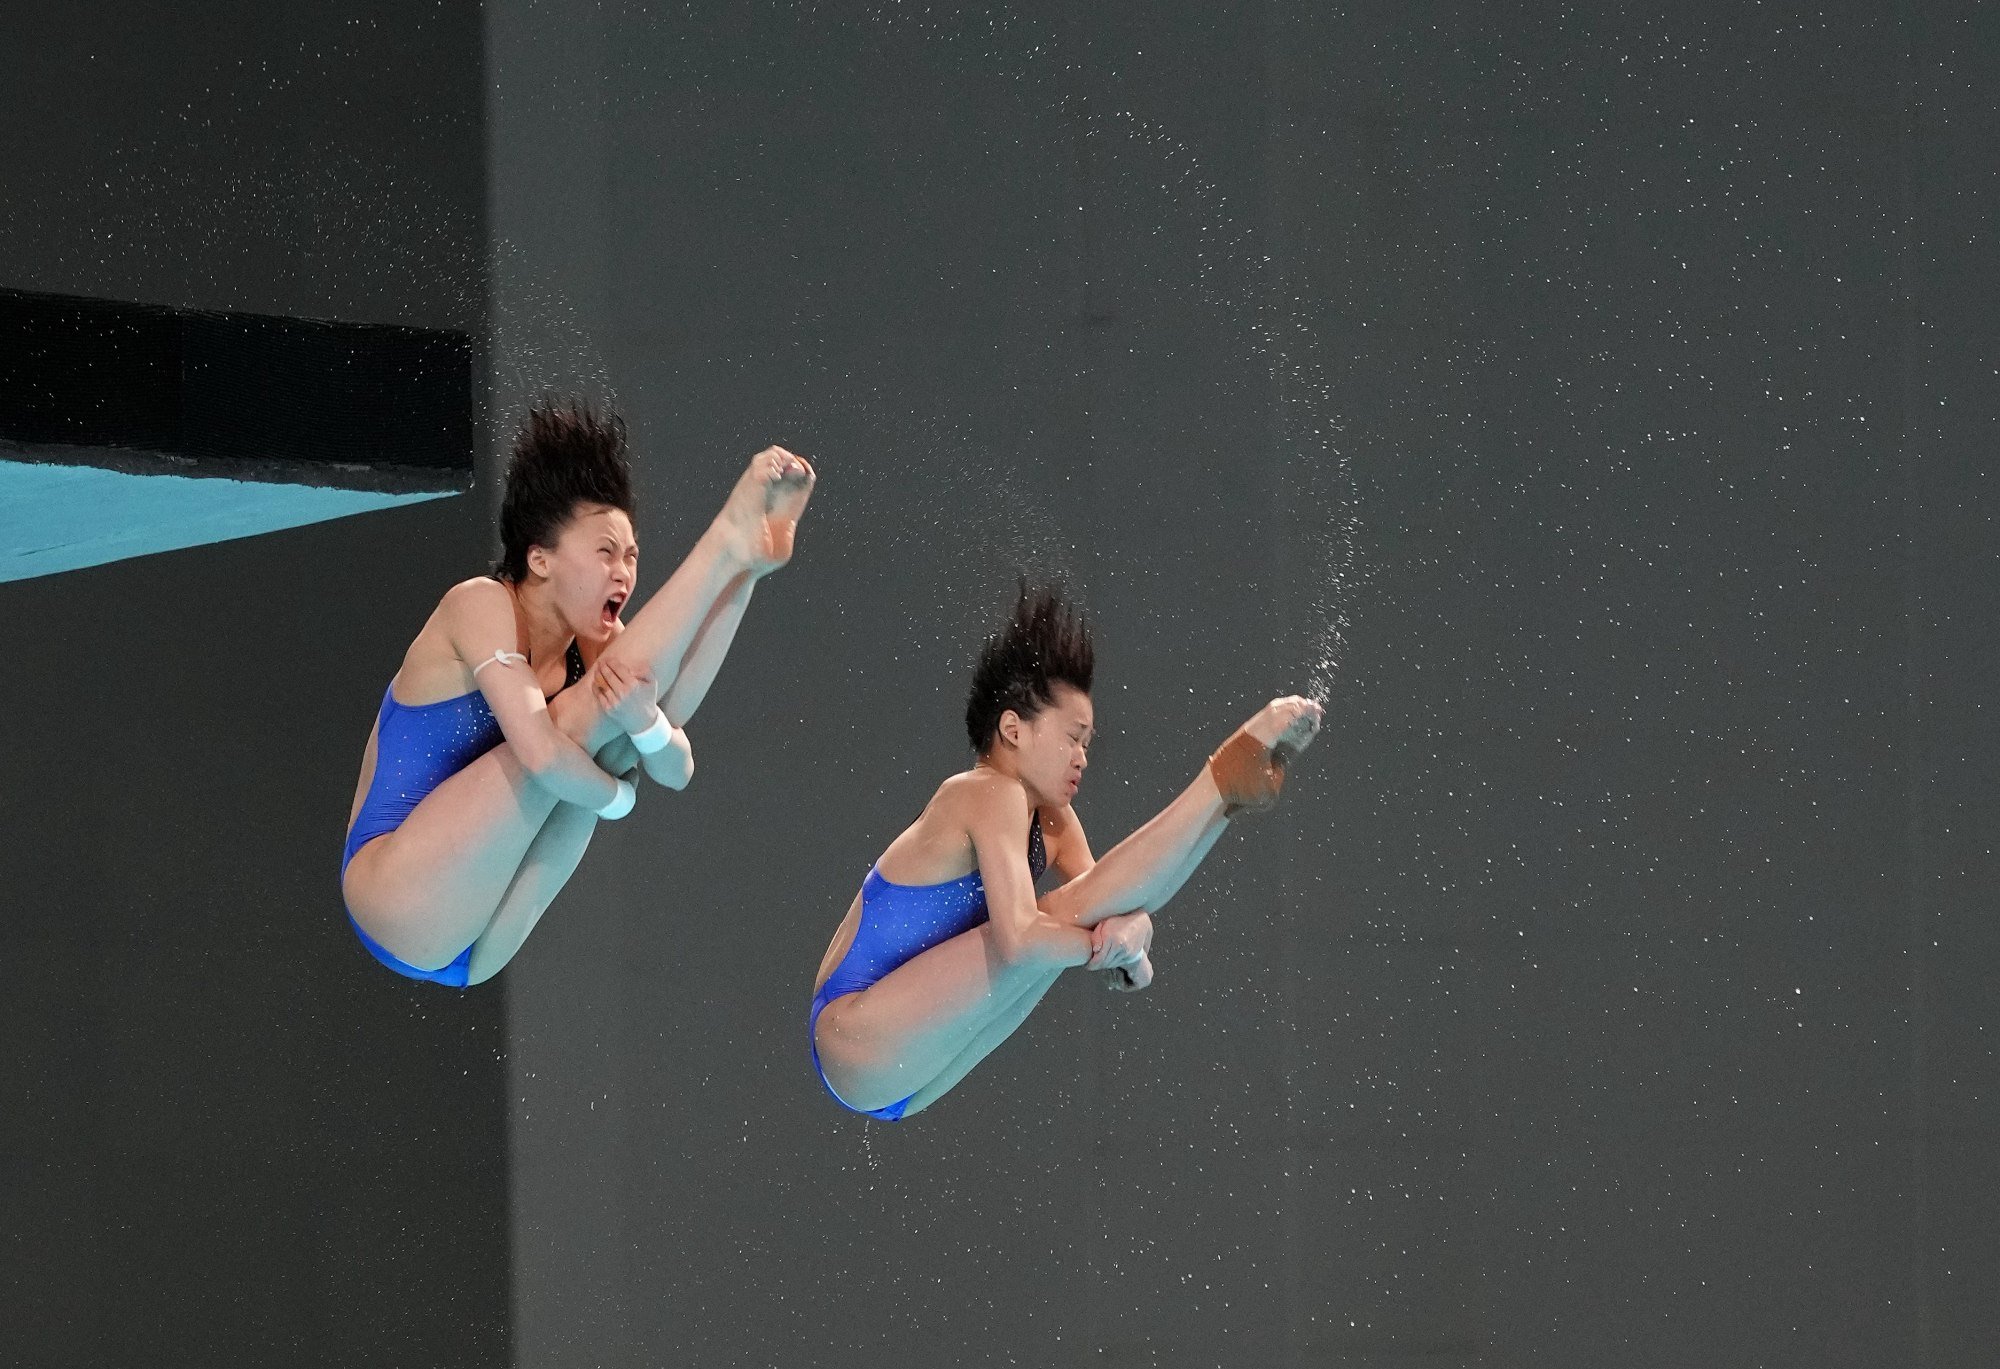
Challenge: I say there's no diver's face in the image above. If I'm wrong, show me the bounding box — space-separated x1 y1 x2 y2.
530 504 638 641
1008 684 1094 806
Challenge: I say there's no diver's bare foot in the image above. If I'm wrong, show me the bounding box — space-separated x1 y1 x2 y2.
1208 696 1323 815
1249 695 1324 761
716 446 816 574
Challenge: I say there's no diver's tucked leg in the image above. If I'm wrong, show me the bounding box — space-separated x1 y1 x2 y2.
658 571 755 725
897 966 1065 1117
1131 808 1232 914
815 923 1070 1114
462 733 644 982
1037 771 1229 930
463 798 600 984
597 450 808 709
343 676 615 970
343 746 567 969
594 526 743 721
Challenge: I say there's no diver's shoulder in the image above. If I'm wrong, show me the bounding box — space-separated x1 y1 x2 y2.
439 574 511 615
937 767 1032 821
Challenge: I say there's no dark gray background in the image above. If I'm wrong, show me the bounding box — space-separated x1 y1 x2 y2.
4 2 1995 1366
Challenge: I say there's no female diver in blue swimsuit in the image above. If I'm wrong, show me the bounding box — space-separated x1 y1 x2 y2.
341 402 814 986
809 586 1323 1119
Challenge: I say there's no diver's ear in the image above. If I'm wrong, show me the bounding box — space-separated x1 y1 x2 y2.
996 709 1025 749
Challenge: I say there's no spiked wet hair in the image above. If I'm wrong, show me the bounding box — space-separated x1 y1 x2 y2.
965 582 1096 754
492 400 635 583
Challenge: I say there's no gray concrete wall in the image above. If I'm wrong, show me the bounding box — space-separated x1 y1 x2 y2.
0 5 506 1365
492 2 1999 1366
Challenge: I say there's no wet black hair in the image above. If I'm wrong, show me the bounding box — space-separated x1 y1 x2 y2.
965 581 1095 753
492 400 635 583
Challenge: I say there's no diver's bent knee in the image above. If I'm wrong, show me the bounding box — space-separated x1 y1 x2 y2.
546 680 602 738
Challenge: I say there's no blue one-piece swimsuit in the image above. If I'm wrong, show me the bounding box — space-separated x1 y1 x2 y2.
809 813 1048 1120
340 641 585 986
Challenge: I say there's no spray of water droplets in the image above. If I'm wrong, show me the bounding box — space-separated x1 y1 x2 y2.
803 5 1364 701
486 238 621 427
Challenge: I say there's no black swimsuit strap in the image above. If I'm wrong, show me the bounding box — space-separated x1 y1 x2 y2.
1027 810 1048 883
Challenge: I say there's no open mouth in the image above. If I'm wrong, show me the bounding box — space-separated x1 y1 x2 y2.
601 592 627 626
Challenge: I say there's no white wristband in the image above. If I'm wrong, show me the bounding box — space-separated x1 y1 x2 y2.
629 708 678 755
595 778 637 820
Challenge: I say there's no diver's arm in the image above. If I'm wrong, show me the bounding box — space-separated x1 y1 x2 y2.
964 780 1093 970
444 579 627 811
